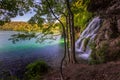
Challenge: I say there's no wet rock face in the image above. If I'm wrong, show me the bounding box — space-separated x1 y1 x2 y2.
88 0 120 62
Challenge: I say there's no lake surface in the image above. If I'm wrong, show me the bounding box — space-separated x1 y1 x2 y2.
0 31 64 77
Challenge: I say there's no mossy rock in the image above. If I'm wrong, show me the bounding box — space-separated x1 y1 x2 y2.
83 37 90 51
89 42 108 64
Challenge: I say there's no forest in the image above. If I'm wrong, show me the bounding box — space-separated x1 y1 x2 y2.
0 22 61 34
0 0 120 80
0 22 41 32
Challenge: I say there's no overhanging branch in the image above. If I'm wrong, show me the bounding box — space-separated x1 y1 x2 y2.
45 0 67 79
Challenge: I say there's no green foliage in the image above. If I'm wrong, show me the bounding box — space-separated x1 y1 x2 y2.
89 41 96 50
0 22 41 32
89 42 108 64
24 61 49 80
2 22 61 44
42 22 61 35
0 22 61 37
24 75 41 80
73 0 93 32
8 32 36 44
0 0 34 25
0 0 92 35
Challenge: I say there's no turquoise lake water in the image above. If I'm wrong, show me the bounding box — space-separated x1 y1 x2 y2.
0 31 64 67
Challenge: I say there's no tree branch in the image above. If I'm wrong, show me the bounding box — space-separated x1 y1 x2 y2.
45 0 67 80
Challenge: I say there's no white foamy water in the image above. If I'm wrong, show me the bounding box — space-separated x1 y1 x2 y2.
75 17 101 60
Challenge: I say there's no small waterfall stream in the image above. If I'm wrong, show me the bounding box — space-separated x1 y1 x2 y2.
75 17 101 60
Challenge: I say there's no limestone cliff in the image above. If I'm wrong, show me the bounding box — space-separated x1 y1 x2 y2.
88 0 120 62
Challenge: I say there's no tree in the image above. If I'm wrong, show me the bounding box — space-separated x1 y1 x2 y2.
0 0 34 25
66 0 77 63
0 0 78 79
41 1 77 79
0 0 93 79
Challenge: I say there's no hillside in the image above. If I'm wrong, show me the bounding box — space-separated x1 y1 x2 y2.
0 22 41 32
0 22 61 34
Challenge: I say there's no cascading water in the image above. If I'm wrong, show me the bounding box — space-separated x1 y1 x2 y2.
75 17 101 60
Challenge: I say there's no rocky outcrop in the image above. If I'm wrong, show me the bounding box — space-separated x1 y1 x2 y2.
88 0 120 62
88 0 120 15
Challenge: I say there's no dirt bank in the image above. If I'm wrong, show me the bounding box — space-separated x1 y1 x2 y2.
44 60 120 80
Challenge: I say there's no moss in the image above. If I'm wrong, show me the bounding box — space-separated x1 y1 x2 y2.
74 0 93 33
89 41 96 50
83 37 90 51
89 42 108 64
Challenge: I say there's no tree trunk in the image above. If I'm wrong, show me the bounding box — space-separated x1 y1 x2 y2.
65 15 70 64
70 13 76 63
66 0 77 63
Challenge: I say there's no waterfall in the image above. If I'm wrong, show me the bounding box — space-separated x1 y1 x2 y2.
75 17 101 60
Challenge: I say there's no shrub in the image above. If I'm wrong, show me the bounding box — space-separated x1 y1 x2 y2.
24 61 49 80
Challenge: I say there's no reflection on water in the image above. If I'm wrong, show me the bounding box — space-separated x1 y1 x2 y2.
0 31 64 68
